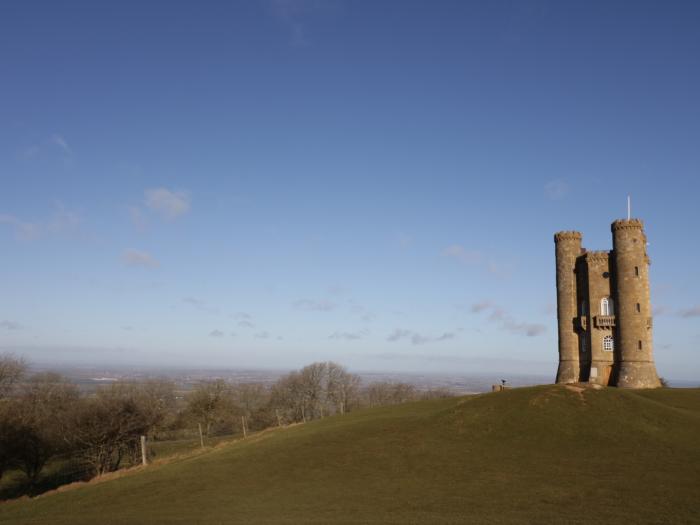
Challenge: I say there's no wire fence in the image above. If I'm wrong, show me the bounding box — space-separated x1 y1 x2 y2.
0 427 247 501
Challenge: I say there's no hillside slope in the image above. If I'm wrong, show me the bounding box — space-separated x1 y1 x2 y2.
1 385 699 524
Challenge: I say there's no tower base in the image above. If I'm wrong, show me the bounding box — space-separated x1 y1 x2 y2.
616 362 661 389
555 360 579 384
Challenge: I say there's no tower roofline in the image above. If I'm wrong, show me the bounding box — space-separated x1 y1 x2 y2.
554 231 582 242
611 218 644 231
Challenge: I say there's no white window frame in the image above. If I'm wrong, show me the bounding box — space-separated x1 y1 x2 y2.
601 297 614 316
603 335 614 352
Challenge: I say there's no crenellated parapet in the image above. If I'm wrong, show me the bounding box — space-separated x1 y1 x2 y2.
584 251 611 263
554 231 582 242
611 219 644 232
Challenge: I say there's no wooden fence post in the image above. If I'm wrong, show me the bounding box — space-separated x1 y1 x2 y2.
140 435 147 466
276 409 282 427
198 423 204 448
241 415 247 438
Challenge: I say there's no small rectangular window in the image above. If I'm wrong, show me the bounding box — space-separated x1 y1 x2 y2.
635 266 640 277
638 340 643 350
636 303 641 313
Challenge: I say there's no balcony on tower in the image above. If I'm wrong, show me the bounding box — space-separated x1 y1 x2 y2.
594 315 616 329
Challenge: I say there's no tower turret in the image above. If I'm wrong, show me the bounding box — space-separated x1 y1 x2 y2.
611 219 660 388
554 231 582 384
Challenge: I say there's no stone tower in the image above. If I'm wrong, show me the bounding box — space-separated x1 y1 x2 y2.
553 218 660 388
554 231 581 384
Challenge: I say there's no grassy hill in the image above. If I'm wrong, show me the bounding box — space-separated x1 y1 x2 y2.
1 385 699 524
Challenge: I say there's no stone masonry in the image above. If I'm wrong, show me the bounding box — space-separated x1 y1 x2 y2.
554 218 660 388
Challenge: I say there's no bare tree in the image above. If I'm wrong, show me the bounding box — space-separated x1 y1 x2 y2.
326 362 360 415
365 382 418 407
0 353 26 399
270 362 362 423
13 373 79 484
185 380 240 437
67 382 169 476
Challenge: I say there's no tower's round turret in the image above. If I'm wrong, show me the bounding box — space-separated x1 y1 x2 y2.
611 219 660 388
554 231 582 384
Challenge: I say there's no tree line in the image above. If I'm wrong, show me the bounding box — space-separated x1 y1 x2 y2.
0 354 455 491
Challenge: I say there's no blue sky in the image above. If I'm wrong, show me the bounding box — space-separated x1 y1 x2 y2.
1 1 699 379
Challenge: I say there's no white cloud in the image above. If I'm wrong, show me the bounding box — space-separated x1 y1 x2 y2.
122 249 159 268
145 188 190 219
209 329 225 338
544 179 569 200
293 299 336 312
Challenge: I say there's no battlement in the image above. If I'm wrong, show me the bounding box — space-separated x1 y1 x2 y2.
584 251 611 263
611 219 644 232
554 231 582 242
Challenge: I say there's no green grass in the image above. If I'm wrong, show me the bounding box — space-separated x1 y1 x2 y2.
1 385 699 524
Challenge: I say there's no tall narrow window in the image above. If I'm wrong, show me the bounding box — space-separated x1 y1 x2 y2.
580 300 587 315
638 340 643 350
636 303 641 313
603 336 614 352
601 297 614 316
635 266 640 277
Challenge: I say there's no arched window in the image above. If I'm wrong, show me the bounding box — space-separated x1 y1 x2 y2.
603 335 614 352
601 297 614 316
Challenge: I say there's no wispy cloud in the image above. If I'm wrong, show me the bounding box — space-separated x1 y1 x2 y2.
0 214 40 240
128 206 147 230
145 188 190 219
544 179 569 200
209 329 225 338
0 204 80 241
653 305 668 316
442 245 482 265
471 301 546 337
265 0 337 46
442 245 512 278
182 297 219 314
386 329 455 345
122 249 159 268
49 134 71 155
254 331 271 339
231 312 255 328
678 306 700 318
0 320 21 330
329 329 368 341
293 299 336 312
396 233 413 249
22 134 72 159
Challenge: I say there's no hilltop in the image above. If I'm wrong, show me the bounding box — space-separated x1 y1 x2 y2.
1 385 699 524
